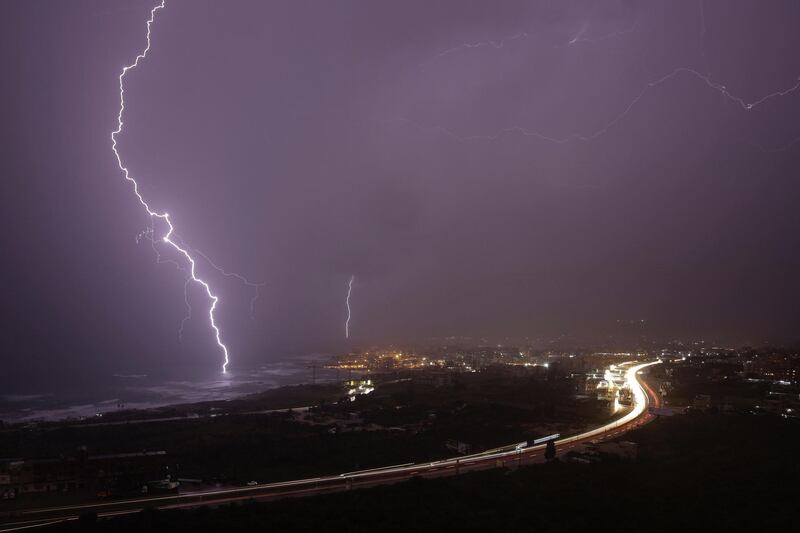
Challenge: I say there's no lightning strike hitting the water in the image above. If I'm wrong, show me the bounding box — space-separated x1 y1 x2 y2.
345 275 354 339
111 0 232 373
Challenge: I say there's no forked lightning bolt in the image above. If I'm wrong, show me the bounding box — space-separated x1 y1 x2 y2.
191 247 265 322
345 275 354 339
111 0 232 373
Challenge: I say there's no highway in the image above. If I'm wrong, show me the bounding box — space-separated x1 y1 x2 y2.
0 360 660 531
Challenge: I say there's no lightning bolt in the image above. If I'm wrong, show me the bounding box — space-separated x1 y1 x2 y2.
345 275 354 339
391 67 800 148
190 247 265 322
404 9 800 151
563 20 639 47
111 0 232 374
429 32 531 63
137 228 263 340
178 277 192 343
427 19 638 66
566 23 589 46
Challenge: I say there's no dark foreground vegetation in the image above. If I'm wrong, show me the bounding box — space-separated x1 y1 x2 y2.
49 412 800 532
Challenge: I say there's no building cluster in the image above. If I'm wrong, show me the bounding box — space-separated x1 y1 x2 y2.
655 348 800 418
328 345 647 377
743 353 799 385
329 343 800 420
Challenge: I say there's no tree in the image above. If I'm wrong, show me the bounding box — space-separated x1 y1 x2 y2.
545 439 556 461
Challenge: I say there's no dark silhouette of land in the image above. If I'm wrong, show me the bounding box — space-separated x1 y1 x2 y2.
44 412 800 532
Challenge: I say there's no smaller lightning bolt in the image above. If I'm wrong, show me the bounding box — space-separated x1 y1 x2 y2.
138 229 263 338
429 32 530 63
178 277 192 342
566 23 589 45
345 275 355 339
427 19 638 66
138 227 194 343
563 20 639 47
191 247 265 321
136 226 183 271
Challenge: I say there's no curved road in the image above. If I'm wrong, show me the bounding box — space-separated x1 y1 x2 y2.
0 360 660 531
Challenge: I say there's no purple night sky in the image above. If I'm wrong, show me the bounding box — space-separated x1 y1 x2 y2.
1 1 799 392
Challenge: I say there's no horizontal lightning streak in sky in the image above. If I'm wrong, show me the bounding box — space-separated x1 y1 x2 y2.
111 0 232 373
431 32 531 62
393 67 800 148
563 20 639 47
427 20 639 65
408 11 800 151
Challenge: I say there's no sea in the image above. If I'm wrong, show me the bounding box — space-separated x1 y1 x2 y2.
0 354 349 423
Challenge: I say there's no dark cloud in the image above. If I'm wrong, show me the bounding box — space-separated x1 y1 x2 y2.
1 0 799 390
